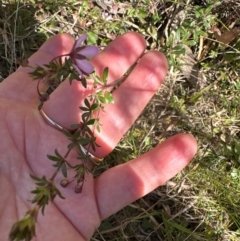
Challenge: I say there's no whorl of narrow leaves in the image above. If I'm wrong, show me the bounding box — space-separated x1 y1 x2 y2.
30 175 65 215
9 206 39 241
30 59 84 92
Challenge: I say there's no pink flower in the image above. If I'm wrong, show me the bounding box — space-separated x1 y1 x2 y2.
69 34 99 78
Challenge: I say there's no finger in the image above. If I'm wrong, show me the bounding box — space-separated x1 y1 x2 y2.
94 133 198 220
94 51 167 157
43 50 167 157
0 34 75 103
91 32 146 83
42 32 147 137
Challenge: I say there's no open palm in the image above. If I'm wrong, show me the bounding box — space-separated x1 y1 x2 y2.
0 32 197 241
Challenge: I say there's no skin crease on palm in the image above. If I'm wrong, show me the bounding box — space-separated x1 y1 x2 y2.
0 32 197 241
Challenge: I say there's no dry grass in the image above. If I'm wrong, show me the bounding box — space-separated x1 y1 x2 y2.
1 0 240 240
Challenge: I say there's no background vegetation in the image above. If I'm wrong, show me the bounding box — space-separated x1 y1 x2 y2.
1 0 240 240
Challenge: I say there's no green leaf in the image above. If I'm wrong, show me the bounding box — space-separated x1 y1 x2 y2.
172 45 186 55
102 67 109 85
79 106 89 111
86 119 95 126
72 73 81 82
96 124 101 133
98 95 106 104
87 31 98 45
93 74 103 86
68 142 76 150
54 149 63 158
91 141 96 152
84 98 91 108
104 91 114 104
82 112 90 122
52 162 61 168
184 40 197 46
137 11 147 24
84 126 95 137
90 102 99 111
47 154 61 162
61 163 67 178
30 174 42 182
97 90 114 104
79 138 91 145
81 77 87 88
35 180 48 186
147 24 158 40
72 129 80 139
166 33 174 47
167 220 192 234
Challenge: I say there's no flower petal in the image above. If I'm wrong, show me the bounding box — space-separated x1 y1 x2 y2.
78 46 99 57
73 63 83 78
75 34 88 47
75 59 94 74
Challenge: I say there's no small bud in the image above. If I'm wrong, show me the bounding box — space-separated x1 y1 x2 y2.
74 184 83 193
60 179 68 188
38 93 49 102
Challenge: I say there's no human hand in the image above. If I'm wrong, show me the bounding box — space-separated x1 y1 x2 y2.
0 32 197 241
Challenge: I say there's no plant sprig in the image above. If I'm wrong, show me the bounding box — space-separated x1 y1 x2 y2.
9 33 134 241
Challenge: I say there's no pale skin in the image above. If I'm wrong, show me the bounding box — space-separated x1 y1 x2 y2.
0 32 197 241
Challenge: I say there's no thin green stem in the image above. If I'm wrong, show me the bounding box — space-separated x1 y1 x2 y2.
101 61 138 89
50 160 65 181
